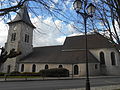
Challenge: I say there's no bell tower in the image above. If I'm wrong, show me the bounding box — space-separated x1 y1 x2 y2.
3 5 35 73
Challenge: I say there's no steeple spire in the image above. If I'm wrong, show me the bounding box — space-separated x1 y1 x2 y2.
8 4 35 28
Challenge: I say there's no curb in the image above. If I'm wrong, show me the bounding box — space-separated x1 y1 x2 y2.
0 76 120 82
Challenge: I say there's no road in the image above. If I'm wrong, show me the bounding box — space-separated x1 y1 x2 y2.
0 77 120 90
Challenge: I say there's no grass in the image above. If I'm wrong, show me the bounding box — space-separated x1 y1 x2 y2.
0 76 41 78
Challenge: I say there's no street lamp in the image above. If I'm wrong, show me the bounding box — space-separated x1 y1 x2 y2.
73 0 95 90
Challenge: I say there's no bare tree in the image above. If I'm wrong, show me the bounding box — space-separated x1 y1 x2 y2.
0 47 21 68
93 0 120 44
0 0 120 45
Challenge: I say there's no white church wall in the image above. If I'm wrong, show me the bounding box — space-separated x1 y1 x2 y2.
18 23 33 59
88 63 100 76
90 48 120 75
77 63 100 76
3 22 22 73
6 23 21 52
2 58 16 73
19 63 100 76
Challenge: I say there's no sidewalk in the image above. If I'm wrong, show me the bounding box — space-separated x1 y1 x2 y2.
0 75 120 82
1 76 120 90
58 85 120 90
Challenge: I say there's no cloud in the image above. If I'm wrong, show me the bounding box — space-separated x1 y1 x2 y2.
56 36 66 44
0 14 81 48
68 33 83 37
31 16 66 47
0 21 8 47
53 0 59 3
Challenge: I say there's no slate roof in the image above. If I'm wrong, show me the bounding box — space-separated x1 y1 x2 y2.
19 45 99 64
19 33 119 64
63 33 119 50
8 5 35 28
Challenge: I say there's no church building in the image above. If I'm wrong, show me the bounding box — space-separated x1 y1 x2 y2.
2 6 120 76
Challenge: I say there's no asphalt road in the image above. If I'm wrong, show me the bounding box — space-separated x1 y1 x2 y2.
0 77 120 90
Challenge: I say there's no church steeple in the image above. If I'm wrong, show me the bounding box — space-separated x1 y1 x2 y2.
3 4 35 73
8 5 35 28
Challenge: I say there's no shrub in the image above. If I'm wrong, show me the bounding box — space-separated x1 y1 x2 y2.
9 71 21 76
10 71 20 74
0 72 6 76
39 68 69 77
8 72 40 76
20 72 40 76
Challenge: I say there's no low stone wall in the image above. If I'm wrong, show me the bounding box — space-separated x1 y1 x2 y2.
58 85 120 90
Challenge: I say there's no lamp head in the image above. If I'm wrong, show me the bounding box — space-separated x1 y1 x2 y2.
73 0 82 12
87 3 96 15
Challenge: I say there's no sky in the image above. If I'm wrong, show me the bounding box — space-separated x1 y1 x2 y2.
0 0 83 47
0 0 118 47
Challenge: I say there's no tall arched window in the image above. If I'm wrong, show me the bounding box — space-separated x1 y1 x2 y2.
74 65 79 75
21 64 24 72
32 64 36 72
45 65 49 69
58 65 63 68
111 52 116 65
100 52 105 65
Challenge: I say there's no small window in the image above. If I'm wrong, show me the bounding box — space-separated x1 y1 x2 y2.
32 64 36 72
25 34 29 43
111 52 116 65
95 64 98 69
45 65 49 69
25 34 27 42
21 64 24 72
27 35 29 43
58 65 63 68
11 33 16 41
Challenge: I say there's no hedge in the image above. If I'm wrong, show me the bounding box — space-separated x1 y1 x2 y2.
39 68 69 77
8 71 40 76
0 72 6 76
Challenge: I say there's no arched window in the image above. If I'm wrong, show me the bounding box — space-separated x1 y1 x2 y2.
58 65 63 68
100 52 105 65
45 65 49 69
111 52 116 65
32 64 36 72
95 64 98 69
74 65 79 75
21 64 24 72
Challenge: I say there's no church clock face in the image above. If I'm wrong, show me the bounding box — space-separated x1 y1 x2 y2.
13 26 17 30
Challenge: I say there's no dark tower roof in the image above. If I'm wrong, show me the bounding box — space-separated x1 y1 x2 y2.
8 5 35 28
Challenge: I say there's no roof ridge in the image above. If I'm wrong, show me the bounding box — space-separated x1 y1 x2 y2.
33 45 63 48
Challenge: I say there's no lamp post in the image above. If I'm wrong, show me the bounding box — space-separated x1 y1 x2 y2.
73 0 95 90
